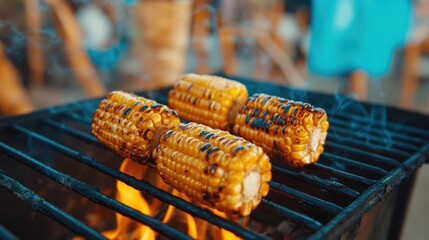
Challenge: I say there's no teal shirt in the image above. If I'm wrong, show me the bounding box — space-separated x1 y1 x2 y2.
309 0 413 77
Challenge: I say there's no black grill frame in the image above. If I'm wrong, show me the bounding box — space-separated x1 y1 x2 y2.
1 75 428 239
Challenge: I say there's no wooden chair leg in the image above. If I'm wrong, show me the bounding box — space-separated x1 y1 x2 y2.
399 44 420 109
349 70 368 100
46 0 105 97
0 42 34 115
218 25 238 75
192 0 212 74
25 0 45 88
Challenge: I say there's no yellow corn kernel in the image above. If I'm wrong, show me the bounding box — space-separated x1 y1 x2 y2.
233 94 329 166
153 122 271 216
92 91 181 166
168 73 248 130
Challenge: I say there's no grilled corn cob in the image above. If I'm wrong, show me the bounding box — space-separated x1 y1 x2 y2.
234 94 329 166
167 74 329 166
153 122 271 216
93 91 271 216
92 91 181 166
168 73 248 130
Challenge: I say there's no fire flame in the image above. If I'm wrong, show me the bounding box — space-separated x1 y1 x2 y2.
102 158 240 239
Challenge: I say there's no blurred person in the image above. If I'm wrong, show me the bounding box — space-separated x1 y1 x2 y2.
309 0 413 100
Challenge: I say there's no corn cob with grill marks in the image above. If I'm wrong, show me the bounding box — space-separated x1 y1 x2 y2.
153 122 271 216
92 91 272 216
168 73 248 130
92 91 181 166
234 94 329 166
167 74 329 166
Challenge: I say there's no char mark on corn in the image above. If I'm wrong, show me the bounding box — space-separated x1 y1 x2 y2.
168 73 248 130
153 122 272 216
233 93 329 166
92 91 181 166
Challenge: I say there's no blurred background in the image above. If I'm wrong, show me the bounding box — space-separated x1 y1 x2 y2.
0 0 427 239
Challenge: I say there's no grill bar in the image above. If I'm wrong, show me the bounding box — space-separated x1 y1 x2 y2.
309 142 429 239
326 142 400 167
327 134 411 158
0 171 106 240
43 119 103 147
260 199 323 231
0 141 192 240
328 118 425 145
271 164 360 198
308 163 375 186
321 152 388 176
11 125 268 239
269 181 343 214
327 111 429 140
326 123 419 152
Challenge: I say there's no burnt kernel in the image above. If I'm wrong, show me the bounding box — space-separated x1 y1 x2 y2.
205 147 219 159
164 130 174 140
253 108 261 116
121 141 127 149
123 108 132 117
142 129 150 139
283 104 291 113
133 101 142 107
186 83 193 91
273 114 279 122
105 103 111 111
282 125 287 134
203 166 210 174
151 103 162 110
245 115 251 124
202 191 211 203
140 105 149 111
184 169 188 173
213 192 220 200
292 108 298 116
264 122 271 132
251 118 266 129
171 110 179 117
192 98 197 105
218 185 224 192
232 146 245 155
262 96 270 105
200 143 212 152
262 110 269 118
204 133 214 140
210 163 218 174
198 130 210 138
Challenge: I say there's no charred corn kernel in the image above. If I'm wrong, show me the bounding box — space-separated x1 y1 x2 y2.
168 73 248 130
92 91 181 166
153 122 271 216
233 94 329 167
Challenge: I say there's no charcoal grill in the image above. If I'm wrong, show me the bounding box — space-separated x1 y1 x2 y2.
1 75 428 239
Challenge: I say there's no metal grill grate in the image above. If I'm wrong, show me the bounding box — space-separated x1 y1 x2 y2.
1 76 428 239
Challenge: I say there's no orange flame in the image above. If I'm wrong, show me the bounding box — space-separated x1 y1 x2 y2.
102 158 155 240
102 158 241 239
